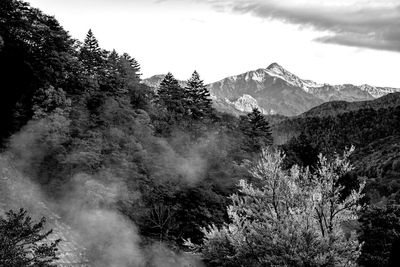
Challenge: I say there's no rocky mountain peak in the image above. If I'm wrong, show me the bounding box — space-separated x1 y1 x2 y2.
267 62 284 70
266 62 288 76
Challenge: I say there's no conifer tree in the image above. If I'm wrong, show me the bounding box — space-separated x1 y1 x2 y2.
157 72 186 118
101 51 142 97
185 71 212 119
79 29 104 74
240 108 273 151
107 49 119 74
119 53 141 86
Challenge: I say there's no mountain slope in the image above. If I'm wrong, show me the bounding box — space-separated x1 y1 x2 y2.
276 100 400 206
208 63 400 116
273 92 400 145
208 64 324 116
0 155 89 266
301 92 400 118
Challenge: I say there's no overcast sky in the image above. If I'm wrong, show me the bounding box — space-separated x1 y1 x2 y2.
27 0 400 87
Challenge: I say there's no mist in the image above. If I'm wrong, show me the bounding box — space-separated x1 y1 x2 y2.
1 116 207 266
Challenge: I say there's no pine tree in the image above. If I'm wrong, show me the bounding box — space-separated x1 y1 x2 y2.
79 29 104 74
157 72 186 118
185 71 212 119
240 108 273 151
119 53 141 88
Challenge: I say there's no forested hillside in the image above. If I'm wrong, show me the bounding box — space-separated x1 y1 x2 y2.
0 1 399 266
278 96 400 266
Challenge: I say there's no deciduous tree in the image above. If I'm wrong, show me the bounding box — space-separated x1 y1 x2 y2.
190 147 364 267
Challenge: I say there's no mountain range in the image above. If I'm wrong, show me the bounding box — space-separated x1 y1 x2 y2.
144 63 400 117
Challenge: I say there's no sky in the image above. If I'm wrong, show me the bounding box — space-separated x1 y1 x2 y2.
27 0 400 87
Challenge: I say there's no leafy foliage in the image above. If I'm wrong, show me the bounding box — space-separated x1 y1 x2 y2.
0 0 76 144
191 148 364 267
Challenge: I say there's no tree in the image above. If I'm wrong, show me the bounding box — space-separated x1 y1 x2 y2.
190 147 364 267
118 53 146 106
0 0 76 145
32 86 71 119
156 72 187 118
185 71 212 120
240 108 273 152
79 29 105 75
0 208 60 267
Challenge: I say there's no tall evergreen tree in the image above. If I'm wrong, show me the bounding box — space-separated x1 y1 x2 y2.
185 71 212 119
79 29 104 74
240 108 273 151
120 53 141 81
100 50 142 98
157 72 186 118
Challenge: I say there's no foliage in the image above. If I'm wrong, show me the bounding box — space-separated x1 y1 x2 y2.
191 148 364 267
0 209 60 267
282 132 319 170
358 204 400 267
156 72 187 118
0 0 77 144
239 108 273 152
276 106 400 157
79 29 105 75
185 71 213 120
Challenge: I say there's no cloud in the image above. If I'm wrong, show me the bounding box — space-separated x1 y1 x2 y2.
196 0 400 52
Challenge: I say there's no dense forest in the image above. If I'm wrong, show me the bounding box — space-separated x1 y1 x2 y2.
0 0 399 266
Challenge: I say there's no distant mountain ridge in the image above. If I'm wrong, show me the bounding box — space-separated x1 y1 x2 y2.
300 92 400 118
208 63 400 116
143 63 400 117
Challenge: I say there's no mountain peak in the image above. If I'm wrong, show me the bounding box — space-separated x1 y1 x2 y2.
266 62 285 73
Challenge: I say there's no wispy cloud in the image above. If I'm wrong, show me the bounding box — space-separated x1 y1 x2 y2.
189 0 400 52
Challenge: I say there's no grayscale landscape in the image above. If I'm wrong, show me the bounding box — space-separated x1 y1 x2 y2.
1 0 400 266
